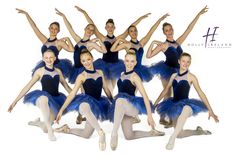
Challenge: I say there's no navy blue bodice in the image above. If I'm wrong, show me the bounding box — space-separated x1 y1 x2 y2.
164 40 183 68
41 38 60 64
172 71 190 102
41 66 60 96
117 70 136 96
102 35 119 63
130 40 144 66
74 39 89 68
82 69 103 100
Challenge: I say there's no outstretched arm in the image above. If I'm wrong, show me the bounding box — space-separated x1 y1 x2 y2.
146 40 165 58
117 13 151 40
154 74 175 106
57 69 72 94
75 5 105 41
55 8 81 43
191 73 219 123
87 38 107 53
56 74 83 123
133 74 156 129
16 8 47 43
140 13 169 47
176 6 208 45
8 70 41 112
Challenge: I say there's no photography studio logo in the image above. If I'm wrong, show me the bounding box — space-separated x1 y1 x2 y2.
187 26 232 48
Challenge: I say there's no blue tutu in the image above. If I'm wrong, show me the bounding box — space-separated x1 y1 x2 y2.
23 90 67 116
150 61 178 80
156 97 208 120
94 59 125 79
66 94 111 121
68 66 85 84
134 65 153 82
32 59 73 78
108 93 154 122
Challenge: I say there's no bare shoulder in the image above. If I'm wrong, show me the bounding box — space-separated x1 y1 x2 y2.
96 69 104 76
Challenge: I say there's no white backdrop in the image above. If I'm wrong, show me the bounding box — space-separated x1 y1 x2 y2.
0 0 234 156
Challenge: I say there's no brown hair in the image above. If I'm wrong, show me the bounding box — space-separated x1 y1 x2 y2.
50 22 60 30
162 22 172 32
80 48 93 59
106 18 114 25
179 52 191 60
128 25 137 33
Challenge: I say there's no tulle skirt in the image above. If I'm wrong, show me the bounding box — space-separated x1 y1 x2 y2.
66 94 112 121
156 97 208 120
68 66 85 84
94 59 125 79
134 65 153 82
32 59 73 78
23 90 67 116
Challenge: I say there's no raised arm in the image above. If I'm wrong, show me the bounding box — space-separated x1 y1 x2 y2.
56 68 72 94
16 8 47 43
57 37 74 52
176 6 208 45
8 70 41 112
110 38 131 52
146 40 165 58
140 13 169 47
75 5 106 41
154 74 176 106
133 74 156 129
191 74 219 123
87 38 107 53
55 8 81 43
55 74 83 123
117 13 151 40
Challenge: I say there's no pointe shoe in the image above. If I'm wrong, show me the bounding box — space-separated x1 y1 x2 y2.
110 134 118 151
150 129 165 136
54 124 70 133
98 129 106 151
196 126 212 135
48 134 57 141
166 141 174 150
28 118 40 125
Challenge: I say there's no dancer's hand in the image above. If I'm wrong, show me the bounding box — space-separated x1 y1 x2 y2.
199 5 209 15
16 8 28 15
8 102 17 113
55 112 62 124
159 13 170 21
147 115 156 129
75 5 86 14
140 13 151 20
55 8 65 17
208 111 219 123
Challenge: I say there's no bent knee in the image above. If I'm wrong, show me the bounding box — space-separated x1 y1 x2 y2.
79 103 91 114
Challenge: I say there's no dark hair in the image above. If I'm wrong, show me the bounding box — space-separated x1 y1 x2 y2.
128 25 137 33
50 22 60 29
80 48 93 59
179 52 191 60
162 22 172 32
106 18 114 25
42 49 55 56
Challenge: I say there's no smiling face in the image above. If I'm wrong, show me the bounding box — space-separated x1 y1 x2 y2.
84 24 95 37
49 23 60 37
128 26 138 39
105 22 115 35
124 52 137 71
80 52 94 70
178 54 191 71
43 50 56 67
163 23 174 39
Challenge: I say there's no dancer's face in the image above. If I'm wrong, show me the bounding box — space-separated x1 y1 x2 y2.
124 53 137 71
163 25 174 38
43 51 56 67
105 23 115 35
80 53 94 70
85 25 95 37
49 24 60 36
128 27 138 39
179 56 191 71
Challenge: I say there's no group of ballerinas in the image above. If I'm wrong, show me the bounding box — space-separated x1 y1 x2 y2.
8 5 219 151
